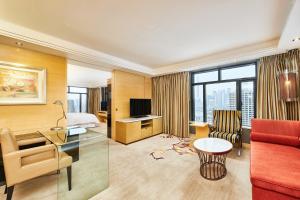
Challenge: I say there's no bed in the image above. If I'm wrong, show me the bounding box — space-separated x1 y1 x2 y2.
67 113 100 128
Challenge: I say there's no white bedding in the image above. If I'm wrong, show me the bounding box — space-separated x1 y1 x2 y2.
67 113 100 128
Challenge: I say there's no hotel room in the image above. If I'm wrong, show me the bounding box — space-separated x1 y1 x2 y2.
0 0 299 200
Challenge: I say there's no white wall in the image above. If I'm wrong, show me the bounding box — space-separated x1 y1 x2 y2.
67 64 111 88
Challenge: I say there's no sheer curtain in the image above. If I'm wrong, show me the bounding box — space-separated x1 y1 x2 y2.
152 72 190 138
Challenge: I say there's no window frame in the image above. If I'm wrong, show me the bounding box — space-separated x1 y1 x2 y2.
67 86 89 113
190 61 257 128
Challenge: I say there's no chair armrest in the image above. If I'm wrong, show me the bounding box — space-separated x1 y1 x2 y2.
17 137 47 147
3 144 59 186
20 144 57 157
15 132 46 146
237 127 243 134
4 144 57 159
208 124 215 132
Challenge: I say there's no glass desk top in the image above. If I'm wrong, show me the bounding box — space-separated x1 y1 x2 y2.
41 127 106 146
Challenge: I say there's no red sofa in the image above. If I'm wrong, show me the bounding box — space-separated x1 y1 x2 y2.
251 119 300 200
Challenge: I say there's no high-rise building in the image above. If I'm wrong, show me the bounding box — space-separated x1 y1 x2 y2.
241 86 254 127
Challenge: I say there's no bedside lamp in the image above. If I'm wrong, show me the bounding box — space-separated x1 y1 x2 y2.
51 100 67 131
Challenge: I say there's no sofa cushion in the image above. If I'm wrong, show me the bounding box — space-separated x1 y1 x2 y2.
251 141 300 198
251 131 300 147
209 131 238 143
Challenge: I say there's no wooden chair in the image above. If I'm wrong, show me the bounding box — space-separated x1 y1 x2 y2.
0 129 72 200
208 110 242 156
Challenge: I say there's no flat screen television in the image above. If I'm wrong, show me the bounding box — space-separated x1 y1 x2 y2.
101 101 107 111
130 99 151 117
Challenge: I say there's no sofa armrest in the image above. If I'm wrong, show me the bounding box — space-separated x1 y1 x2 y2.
251 131 300 147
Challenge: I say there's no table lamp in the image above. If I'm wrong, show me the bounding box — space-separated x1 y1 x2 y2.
51 100 67 131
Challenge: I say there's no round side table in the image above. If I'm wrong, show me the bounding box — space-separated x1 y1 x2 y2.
193 138 233 180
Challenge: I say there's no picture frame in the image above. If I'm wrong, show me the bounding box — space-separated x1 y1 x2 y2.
0 62 46 105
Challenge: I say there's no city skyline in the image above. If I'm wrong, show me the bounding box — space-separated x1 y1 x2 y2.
193 82 254 127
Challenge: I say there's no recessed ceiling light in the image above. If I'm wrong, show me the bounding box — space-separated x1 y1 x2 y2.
292 37 300 42
15 41 23 46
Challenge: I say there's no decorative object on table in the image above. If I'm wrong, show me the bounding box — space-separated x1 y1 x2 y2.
278 69 298 101
0 62 46 105
51 100 67 131
194 138 233 180
208 110 242 156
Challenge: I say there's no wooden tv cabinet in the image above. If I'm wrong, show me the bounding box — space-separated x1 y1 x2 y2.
116 115 163 144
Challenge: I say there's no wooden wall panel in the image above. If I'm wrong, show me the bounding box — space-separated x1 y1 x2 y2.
0 43 67 133
144 77 152 99
111 70 152 139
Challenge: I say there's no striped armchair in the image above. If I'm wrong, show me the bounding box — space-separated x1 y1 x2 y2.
208 110 242 155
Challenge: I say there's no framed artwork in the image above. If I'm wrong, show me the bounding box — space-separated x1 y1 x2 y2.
0 62 46 105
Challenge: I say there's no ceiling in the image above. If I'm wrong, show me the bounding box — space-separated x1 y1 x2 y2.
67 64 111 88
0 0 299 75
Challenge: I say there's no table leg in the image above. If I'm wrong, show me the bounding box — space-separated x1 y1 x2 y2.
197 151 228 180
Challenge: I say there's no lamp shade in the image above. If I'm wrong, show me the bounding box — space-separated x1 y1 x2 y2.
278 72 298 101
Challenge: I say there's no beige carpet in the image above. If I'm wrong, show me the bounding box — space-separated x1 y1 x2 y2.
92 134 251 200
0 134 251 200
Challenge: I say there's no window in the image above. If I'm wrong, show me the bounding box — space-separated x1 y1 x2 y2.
241 81 255 127
67 86 88 113
193 85 204 122
221 64 256 80
68 93 80 113
81 94 87 113
206 82 236 123
69 87 87 93
191 62 256 127
194 70 218 83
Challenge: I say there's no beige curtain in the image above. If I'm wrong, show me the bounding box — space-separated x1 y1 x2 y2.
88 88 100 115
152 72 190 138
257 49 300 120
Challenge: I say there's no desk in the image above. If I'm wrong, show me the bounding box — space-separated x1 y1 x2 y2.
41 128 102 162
40 128 109 199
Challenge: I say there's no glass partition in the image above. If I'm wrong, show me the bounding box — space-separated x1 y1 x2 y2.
56 128 109 200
